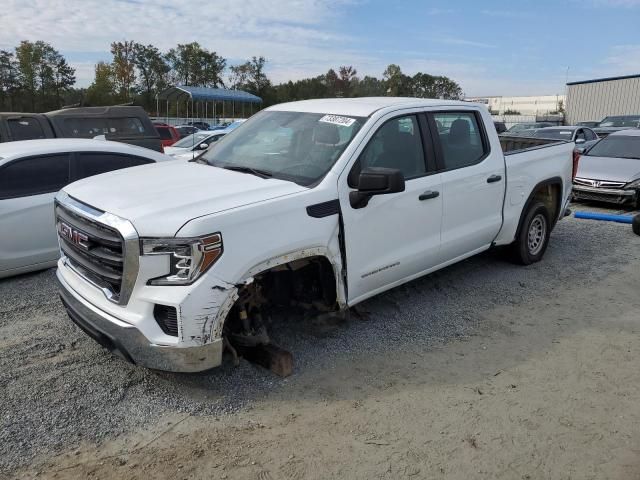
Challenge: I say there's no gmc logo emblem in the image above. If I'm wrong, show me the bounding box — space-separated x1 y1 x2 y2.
59 222 90 250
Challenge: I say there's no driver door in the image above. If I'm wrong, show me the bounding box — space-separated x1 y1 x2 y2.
338 112 443 305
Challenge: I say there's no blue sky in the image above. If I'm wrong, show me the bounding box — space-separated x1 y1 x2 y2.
1 0 639 96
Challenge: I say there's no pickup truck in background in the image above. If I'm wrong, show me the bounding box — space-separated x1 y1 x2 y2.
0 106 162 152
54 98 575 372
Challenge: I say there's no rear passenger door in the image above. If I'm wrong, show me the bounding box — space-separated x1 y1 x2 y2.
429 110 504 262
0 154 71 273
71 152 155 181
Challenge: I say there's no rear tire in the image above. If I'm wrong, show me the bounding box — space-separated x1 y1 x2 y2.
633 214 640 236
511 201 551 265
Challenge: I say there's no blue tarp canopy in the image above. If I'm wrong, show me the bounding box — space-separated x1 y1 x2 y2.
157 85 262 104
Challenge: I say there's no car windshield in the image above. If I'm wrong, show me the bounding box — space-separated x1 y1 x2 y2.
532 129 574 140
173 132 214 148
200 111 366 186
599 116 640 127
586 135 640 160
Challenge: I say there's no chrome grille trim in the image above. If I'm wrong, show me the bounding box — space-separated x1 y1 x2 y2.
55 191 140 305
574 177 626 189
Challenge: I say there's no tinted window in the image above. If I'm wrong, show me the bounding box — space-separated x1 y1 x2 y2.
64 118 109 137
356 115 426 180
8 117 46 141
432 112 487 170
74 152 154 180
586 135 640 160
0 154 70 199
156 127 173 140
584 129 597 141
109 117 146 136
532 129 574 140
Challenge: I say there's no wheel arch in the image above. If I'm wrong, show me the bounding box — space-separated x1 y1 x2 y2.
514 176 564 242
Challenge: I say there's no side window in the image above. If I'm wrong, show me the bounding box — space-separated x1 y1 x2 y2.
355 115 426 180
7 117 46 141
108 118 146 136
64 118 109 138
584 129 596 141
0 154 70 199
432 112 487 170
575 129 586 141
74 152 154 180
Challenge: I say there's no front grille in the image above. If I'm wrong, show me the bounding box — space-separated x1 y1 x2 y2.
154 304 179 336
573 191 629 204
574 178 626 189
56 203 125 301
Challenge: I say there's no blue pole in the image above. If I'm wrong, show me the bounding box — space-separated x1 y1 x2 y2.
574 211 634 224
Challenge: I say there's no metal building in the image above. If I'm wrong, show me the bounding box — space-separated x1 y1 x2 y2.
565 74 640 124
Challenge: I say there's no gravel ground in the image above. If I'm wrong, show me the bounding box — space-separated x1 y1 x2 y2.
1 202 638 475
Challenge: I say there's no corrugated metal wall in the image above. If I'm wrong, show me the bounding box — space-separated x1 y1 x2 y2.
566 76 640 124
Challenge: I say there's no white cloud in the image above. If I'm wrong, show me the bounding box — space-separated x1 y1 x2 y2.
604 45 640 73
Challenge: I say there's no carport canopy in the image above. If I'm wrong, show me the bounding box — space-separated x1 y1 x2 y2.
157 85 262 104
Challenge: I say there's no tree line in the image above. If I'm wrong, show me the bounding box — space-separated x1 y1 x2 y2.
0 40 464 115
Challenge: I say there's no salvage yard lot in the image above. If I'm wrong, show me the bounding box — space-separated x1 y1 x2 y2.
2 204 640 479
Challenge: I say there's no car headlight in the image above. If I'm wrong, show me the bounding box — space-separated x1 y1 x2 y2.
624 179 640 189
142 233 223 285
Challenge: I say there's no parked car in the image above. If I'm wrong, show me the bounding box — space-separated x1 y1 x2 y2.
164 130 227 160
507 122 554 135
573 129 640 208
0 106 163 152
187 121 210 130
0 139 173 279
493 121 507 134
175 125 200 139
576 121 600 128
153 122 180 148
593 115 640 137
530 126 600 150
53 98 575 372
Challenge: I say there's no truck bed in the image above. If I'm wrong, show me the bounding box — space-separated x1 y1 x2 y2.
500 135 567 155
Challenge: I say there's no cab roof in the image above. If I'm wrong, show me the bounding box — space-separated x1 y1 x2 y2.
267 97 474 117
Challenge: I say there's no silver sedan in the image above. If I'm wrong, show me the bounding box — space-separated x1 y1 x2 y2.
573 129 640 208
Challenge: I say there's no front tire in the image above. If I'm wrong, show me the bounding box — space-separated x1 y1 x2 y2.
511 201 551 265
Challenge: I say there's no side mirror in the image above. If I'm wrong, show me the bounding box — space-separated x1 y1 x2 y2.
198 143 208 150
349 167 405 209
575 138 585 144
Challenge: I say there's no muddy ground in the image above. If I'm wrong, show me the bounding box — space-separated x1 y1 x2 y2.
3 206 640 480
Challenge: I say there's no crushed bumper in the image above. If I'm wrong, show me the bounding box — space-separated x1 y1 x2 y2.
572 185 636 205
56 271 223 372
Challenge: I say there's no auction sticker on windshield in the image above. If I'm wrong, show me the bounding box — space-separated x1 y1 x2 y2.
319 114 356 127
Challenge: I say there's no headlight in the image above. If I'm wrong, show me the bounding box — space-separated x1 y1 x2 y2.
624 179 640 189
142 233 222 285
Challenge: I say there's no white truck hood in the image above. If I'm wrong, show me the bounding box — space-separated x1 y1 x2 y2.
62 161 308 236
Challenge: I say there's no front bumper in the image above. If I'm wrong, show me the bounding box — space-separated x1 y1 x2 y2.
56 270 223 372
572 184 636 205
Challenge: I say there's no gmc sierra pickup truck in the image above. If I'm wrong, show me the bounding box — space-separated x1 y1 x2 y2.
54 98 576 372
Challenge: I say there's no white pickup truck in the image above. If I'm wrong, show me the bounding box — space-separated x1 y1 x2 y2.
54 98 576 372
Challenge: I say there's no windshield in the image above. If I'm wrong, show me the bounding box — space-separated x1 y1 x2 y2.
599 116 640 128
532 129 574 140
200 111 366 186
173 132 214 148
586 135 640 159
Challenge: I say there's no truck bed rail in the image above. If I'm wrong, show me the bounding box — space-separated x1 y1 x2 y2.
500 135 567 155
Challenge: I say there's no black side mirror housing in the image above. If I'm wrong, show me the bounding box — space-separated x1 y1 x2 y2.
349 167 405 209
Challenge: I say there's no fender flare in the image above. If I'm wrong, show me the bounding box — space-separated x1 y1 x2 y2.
514 176 564 242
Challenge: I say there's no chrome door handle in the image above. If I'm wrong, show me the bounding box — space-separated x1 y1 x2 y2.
419 191 440 201
487 174 502 183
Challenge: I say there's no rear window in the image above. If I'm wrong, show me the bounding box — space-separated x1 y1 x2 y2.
8 117 46 141
599 116 640 128
64 117 148 138
156 127 173 140
586 135 640 160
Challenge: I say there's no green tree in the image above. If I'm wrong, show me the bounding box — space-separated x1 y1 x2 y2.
85 61 116 106
133 43 169 107
229 56 271 97
411 72 462 100
110 40 137 102
336 65 357 97
0 50 20 110
382 64 411 96
352 75 386 97
166 42 225 87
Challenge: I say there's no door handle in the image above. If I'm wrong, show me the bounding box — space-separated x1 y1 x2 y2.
487 174 502 183
419 190 440 201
